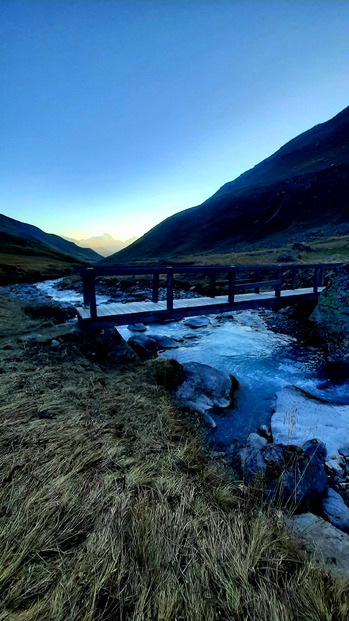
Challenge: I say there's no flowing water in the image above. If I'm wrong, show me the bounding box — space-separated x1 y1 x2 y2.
5 278 349 447
118 313 349 446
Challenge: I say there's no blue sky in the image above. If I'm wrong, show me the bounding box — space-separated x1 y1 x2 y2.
1 0 348 240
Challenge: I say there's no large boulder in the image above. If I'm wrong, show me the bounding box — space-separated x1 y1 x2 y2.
310 264 349 369
175 361 239 416
238 437 328 507
272 386 349 459
287 513 349 577
82 328 138 363
127 334 157 361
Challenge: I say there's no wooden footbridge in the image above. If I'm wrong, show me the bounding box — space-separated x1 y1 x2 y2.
77 263 339 330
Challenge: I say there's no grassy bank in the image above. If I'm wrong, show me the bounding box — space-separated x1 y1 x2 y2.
0 295 348 620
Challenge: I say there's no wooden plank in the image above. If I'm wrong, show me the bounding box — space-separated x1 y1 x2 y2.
77 307 90 319
96 306 110 317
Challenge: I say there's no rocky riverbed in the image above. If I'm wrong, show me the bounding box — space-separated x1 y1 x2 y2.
2 271 349 575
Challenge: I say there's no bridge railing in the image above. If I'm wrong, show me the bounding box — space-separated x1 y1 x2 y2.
81 263 342 319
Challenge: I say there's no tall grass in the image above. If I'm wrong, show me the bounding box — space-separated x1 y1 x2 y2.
0 295 348 619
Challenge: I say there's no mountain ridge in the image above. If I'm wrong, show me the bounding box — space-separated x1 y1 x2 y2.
63 233 137 257
104 106 349 264
0 214 101 263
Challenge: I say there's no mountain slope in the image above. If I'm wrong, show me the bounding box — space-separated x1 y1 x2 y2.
106 106 349 264
63 233 137 257
0 230 87 285
0 214 102 263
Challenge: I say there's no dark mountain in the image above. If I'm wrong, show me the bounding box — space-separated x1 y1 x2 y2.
0 214 102 263
105 106 349 264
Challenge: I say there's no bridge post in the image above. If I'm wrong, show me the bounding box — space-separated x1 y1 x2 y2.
313 267 320 293
209 272 216 298
319 266 325 287
167 272 174 310
83 268 97 319
255 269 261 293
152 273 160 303
83 274 91 308
291 267 297 289
228 269 236 304
275 269 282 298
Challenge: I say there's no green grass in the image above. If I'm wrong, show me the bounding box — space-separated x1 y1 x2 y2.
0 295 348 620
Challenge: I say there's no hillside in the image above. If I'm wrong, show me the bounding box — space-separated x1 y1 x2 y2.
0 230 87 285
105 106 349 265
0 214 101 263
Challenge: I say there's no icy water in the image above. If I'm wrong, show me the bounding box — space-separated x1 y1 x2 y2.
118 313 349 446
5 278 349 446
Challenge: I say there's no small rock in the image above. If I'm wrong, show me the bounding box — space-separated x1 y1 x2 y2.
322 488 349 533
21 333 44 342
50 339 60 348
147 334 178 349
257 424 272 441
325 459 344 478
219 311 235 319
339 447 349 458
183 316 210 329
127 323 147 332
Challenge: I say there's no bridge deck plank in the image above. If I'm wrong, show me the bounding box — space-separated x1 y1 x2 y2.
77 287 323 323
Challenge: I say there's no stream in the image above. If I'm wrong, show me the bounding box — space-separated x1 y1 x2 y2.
3 278 349 447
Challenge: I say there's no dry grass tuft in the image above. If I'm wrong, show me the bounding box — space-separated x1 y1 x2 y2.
0 294 348 619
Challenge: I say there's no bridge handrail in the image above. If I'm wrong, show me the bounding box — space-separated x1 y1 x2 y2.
81 262 343 319
80 262 342 277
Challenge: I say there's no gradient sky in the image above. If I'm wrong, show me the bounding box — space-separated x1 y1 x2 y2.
1 0 348 241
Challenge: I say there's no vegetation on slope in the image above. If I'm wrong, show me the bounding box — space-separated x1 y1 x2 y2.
0 295 348 620
0 231 86 285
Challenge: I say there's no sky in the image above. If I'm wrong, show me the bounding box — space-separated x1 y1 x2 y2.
1 0 348 241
